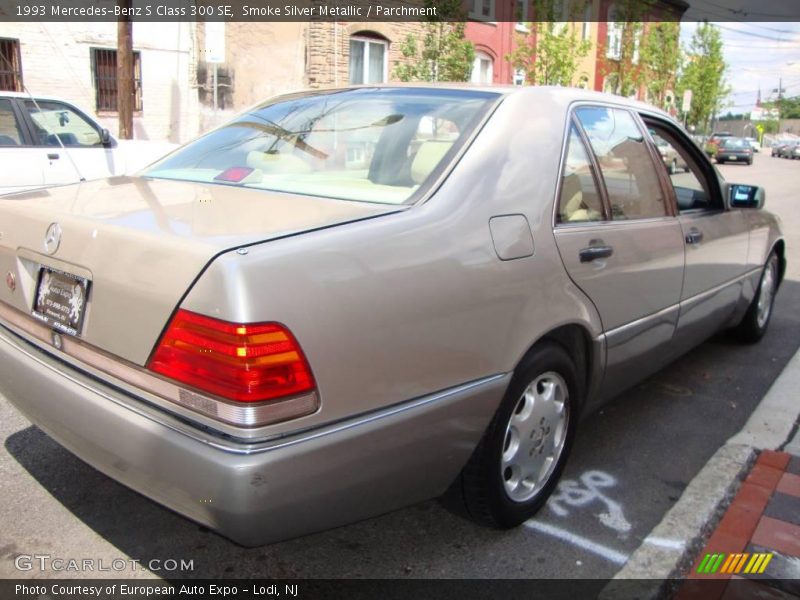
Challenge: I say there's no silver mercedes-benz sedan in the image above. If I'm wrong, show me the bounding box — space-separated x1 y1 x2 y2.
0 86 785 546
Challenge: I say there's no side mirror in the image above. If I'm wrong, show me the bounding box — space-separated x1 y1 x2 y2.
728 183 765 210
100 128 112 147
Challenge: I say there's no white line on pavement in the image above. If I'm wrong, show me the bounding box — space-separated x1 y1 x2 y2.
525 520 630 565
643 536 685 550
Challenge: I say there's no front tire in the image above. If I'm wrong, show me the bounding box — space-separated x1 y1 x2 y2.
448 342 579 528
735 252 779 343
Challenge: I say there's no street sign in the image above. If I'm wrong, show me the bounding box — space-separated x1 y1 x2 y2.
204 22 226 64
682 90 693 113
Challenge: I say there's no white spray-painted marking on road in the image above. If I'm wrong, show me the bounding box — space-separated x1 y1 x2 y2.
525 521 629 565
547 470 632 535
643 536 685 550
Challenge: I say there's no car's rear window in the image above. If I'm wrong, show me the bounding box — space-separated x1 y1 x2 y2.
720 138 749 149
144 88 499 205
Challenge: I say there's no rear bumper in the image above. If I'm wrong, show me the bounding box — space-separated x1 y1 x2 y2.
0 322 508 546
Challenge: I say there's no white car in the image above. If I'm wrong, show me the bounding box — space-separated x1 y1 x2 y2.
0 92 177 194
745 137 761 152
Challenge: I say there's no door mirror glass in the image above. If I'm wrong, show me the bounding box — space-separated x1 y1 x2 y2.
728 184 765 209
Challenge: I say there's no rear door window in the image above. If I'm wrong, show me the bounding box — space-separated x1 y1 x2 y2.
575 106 667 220
557 124 605 223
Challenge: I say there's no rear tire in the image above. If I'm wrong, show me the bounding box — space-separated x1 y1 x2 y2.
735 252 779 343
446 342 579 528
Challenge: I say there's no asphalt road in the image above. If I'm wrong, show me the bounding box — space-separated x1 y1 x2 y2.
1 152 798 581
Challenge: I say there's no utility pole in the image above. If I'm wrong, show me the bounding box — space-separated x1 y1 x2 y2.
117 0 134 139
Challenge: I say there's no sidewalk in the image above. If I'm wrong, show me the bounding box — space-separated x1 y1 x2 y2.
605 347 800 599
678 450 800 598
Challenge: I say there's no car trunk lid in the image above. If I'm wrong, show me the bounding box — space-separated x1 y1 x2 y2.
0 176 401 365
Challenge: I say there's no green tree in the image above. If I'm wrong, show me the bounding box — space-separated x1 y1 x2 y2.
677 23 730 132
394 0 474 82
599 0 648 97
639 22 681 110
505 0 591 87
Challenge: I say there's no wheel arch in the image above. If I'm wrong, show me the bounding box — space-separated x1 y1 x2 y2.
771 239 786 288
513 323 600 417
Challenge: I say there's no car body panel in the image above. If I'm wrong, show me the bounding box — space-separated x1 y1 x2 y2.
0 177 400 365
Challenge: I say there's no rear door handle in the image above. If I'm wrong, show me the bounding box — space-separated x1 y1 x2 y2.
579 244 614 263
47 153 60 160
685 228 704 245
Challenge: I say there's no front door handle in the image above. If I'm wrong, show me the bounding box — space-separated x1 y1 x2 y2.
685 228 704 245
579 244 614 263
47 153 60 160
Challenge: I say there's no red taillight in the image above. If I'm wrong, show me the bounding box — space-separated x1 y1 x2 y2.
147 309 315 403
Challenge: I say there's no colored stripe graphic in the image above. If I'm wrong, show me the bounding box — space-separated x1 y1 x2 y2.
696 552 773 574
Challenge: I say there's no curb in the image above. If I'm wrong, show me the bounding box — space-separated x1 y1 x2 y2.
600 347 800 598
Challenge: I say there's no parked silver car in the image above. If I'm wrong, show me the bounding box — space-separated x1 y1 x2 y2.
0 86 785 546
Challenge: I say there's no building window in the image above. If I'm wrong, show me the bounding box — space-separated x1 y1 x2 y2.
606 5 622 60
0 38 23 92
582 4 593 41
349 36 387 85
578 75 590 89
469 0 495 20
513 69 526 86
515 0 529 28
91 48 142 112
470 51 494 84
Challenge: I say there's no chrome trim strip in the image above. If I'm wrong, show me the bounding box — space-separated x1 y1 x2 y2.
603 268 761 339
0 301 318 432
679 268 760 311
0 320 506 455
604 303 679 340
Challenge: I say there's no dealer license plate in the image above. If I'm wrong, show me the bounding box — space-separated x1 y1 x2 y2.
33 267 90 336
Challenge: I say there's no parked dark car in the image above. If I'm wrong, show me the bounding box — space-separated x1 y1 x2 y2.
716 137 754 165
777 141 800 159
704 131 733 156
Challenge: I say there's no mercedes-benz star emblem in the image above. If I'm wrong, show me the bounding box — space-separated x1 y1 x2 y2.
44 223 62 255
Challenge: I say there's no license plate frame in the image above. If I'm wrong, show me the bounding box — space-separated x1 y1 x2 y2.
32 266 90 337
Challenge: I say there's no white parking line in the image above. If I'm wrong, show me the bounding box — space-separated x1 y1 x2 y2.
525 521 630 565
643 536 685 550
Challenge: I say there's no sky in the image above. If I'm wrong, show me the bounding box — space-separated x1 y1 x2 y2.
679 21 800 115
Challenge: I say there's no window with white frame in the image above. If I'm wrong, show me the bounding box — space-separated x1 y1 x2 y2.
606 5 622 60
349 36 388 85
469 0 495 20
470 51 494 84
513 69 526 86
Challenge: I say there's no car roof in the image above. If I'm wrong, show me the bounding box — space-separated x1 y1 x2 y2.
320 84 675 121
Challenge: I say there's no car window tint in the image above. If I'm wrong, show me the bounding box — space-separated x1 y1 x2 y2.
646 123 715 212
24 100 102 147
557 125 604 223
0 99 25 146
576 107 667 220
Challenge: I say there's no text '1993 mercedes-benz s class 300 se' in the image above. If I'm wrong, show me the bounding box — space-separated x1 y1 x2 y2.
0 86 785 546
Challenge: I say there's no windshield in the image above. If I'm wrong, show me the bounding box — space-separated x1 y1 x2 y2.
145 88 499 205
